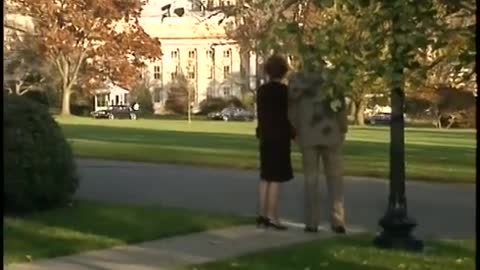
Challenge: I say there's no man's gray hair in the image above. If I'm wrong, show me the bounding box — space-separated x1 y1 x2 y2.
288 71 325 99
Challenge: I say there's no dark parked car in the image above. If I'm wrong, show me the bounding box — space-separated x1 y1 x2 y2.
91 105 138 120
207 107 254 121
366 112 391 125
366 112 408 125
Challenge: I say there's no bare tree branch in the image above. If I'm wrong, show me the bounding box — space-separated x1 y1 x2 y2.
68 49 88 90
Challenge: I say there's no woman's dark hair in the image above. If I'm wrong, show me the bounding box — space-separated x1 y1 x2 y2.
264 55 288 79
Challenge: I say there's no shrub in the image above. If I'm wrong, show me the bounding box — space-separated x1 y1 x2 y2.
241 93 255 110
70 91 93 116
443 108 476 129
459 107 476 128
199 97 227 114
198 96 249 114
134 85 154 115
23 91 50 106
70 104 92 116
165 75 192 114
225 96 246 109
4 94 78 214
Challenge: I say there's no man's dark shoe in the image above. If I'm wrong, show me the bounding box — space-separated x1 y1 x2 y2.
331 225 346 234
304 226 319 233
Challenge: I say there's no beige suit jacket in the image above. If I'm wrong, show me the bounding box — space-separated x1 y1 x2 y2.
288 72 348 148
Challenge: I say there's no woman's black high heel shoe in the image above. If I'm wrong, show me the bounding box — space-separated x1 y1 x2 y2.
256 216 268 228
264 218 288 230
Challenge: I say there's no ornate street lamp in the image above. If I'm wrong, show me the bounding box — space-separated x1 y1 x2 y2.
373 13 423 252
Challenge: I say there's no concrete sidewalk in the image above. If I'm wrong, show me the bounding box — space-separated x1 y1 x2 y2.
8 224 366 270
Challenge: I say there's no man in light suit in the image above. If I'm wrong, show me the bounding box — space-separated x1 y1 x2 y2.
288 69 348 234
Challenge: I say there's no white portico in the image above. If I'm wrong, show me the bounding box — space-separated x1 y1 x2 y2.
93 83 130 111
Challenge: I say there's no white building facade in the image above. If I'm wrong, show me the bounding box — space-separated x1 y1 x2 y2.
139 0 257 114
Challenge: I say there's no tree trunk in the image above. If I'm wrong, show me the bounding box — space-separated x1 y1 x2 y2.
241 49 257 119
446 115 456 129
241 50 252 94
435 114 442 129
254 47 261 88
349 101 356 119
61 85 71 116
187 88 191 124
56 50 86 117
15 82 22 96
252 92 257 122
353 100 366 126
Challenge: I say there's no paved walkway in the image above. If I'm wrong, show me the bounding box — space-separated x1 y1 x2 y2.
75 159 475 238
8 225 365 270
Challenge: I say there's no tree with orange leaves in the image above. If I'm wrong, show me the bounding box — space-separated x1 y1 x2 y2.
10 0 162 115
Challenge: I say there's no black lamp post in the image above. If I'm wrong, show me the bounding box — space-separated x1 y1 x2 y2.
373 13 423 252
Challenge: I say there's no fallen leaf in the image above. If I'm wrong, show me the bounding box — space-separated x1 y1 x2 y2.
320 262 329 267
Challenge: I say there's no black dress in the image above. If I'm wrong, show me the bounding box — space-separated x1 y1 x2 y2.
256 81 294 182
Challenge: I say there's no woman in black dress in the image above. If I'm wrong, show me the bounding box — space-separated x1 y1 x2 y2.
255 55 295 230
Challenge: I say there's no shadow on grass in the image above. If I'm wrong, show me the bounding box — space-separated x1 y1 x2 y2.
338 235 475 258
188 235 476 270
4 201 248 264
4 221 120 261
424 239 476 258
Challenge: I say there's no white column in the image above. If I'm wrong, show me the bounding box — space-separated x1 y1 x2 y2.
231 45 241 97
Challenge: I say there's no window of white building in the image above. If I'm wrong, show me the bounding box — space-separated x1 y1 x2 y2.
188 50 196 59
223 49 231 58
153 65 161 79
206 49 214 60
223 86 231 97
223 65 230 79
188 66 196 79
171 50 178 59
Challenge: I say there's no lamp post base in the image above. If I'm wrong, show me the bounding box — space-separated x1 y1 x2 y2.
374 208 424 251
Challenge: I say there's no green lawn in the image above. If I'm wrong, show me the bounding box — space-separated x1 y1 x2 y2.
3 201 248 265
56 116 476 183
182 236 475 270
